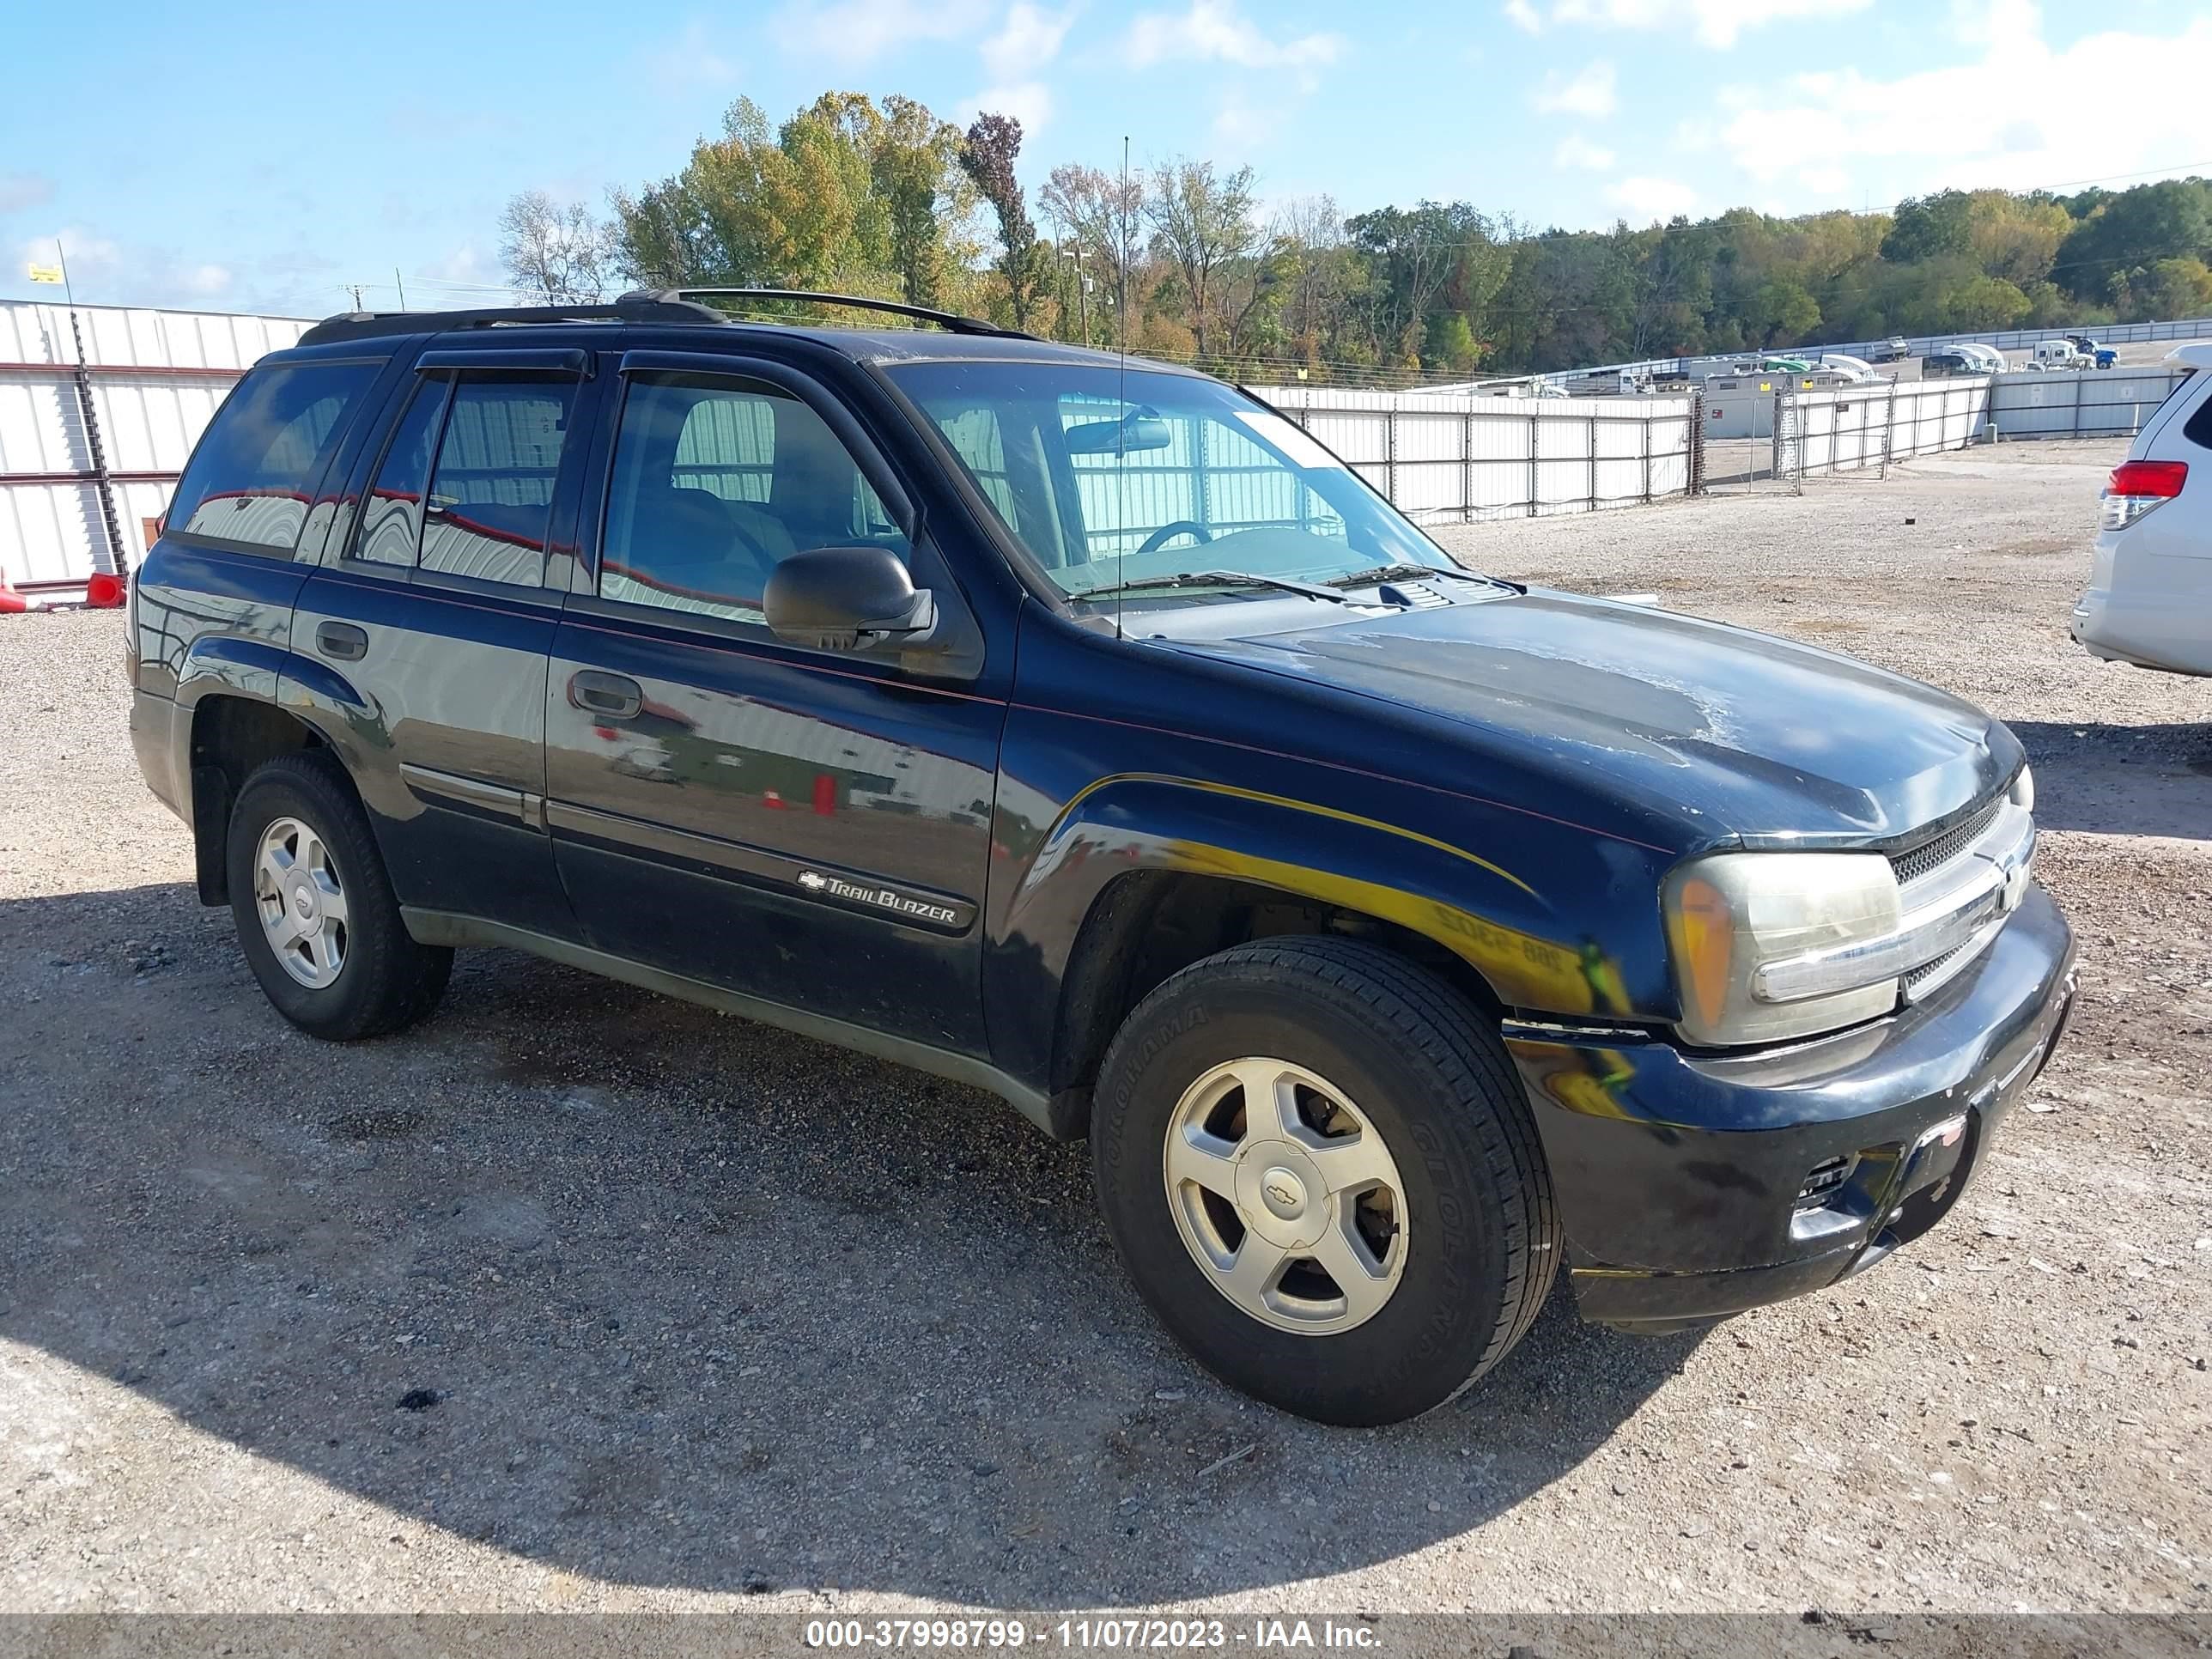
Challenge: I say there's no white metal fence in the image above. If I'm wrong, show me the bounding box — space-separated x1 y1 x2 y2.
1767 365 2193 480
1249 385 1698 521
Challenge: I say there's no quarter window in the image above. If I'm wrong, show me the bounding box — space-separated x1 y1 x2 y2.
166 361 381 555
600 374 908 627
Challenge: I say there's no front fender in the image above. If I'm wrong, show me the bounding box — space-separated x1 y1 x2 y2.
984 769 1675 1097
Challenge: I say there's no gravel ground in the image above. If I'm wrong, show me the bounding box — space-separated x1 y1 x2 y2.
2 438 2207 1619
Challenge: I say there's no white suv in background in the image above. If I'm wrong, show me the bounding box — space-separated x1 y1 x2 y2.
2072 344 2212 678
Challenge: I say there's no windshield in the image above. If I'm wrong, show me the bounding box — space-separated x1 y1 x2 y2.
885 361 1455 602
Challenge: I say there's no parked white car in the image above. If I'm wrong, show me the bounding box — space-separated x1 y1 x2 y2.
2071 344 2212 677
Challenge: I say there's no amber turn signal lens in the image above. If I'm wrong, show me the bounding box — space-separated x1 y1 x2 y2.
1668 873 1733 1034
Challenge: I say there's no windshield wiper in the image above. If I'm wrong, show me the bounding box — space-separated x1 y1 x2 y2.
1073 569 1348 604
1327 562 1495 589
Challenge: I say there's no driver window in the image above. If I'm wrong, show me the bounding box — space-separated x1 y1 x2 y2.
1058 396 1346 566
601 374 909 627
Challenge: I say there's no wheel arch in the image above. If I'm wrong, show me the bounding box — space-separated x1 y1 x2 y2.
997 775 1625 1138
185 693 332 904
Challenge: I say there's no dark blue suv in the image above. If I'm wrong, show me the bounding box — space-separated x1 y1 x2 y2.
127 290 2076 1425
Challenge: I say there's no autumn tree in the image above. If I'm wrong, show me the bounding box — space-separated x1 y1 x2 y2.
961 112 1046 329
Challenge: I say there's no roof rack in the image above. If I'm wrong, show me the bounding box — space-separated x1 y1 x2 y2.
295 295 728 348
638 288 1032 339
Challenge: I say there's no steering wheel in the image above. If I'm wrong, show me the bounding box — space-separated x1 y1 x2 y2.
1135 520 1212 558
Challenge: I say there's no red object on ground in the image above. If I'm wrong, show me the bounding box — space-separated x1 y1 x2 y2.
0 569 24 614
84 571 127 608
763 788 786 809
812 773 837 816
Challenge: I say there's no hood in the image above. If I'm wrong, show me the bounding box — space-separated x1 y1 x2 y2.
1172 588 2017 847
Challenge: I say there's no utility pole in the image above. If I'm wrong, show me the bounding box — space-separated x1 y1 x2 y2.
349 283 365 310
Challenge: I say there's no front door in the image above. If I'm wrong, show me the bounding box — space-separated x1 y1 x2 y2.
544 356 1003 1054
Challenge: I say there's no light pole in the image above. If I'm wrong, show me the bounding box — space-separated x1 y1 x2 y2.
1062 246 1089 347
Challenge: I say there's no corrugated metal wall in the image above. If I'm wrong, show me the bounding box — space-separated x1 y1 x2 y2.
0 301 310 592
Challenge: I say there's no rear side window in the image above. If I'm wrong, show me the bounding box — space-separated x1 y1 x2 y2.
2179 374 2210 451
419 375 578 586
350 370 579 586
356 380 448 567
167 361 380 555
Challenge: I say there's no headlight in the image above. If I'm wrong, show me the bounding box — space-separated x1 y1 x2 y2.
1664 853 1902 1046
2009 764 2033 812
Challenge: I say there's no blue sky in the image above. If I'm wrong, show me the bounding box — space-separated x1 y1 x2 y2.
3 0 2207 318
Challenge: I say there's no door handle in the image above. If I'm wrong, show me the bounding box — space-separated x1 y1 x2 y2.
315 621 368 661
569 670 643 720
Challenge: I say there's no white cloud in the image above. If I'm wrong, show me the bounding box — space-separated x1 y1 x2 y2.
982 2 1079 81
774 0 994 63
962 3 1076 133
1554 135 1617 170
1124 1 1343 70
1540 0 1871 47
1503 0 1542 31
1532 60 1617 117
1713 3 2212 195
0 173 54 215
1212 91 1278 150
643 21 738 89
1606 176 1700 221
965 81 1056 133
182 264 232 297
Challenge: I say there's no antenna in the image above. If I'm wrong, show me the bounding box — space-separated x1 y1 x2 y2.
1115 133 1131 643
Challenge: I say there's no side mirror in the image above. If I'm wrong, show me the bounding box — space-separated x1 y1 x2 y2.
763 545 939 653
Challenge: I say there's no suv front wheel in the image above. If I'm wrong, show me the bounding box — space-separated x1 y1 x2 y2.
1091 936 1558 1425
227 753 452 1040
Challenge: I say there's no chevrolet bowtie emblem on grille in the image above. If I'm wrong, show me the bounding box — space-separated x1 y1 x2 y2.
797 871 827 890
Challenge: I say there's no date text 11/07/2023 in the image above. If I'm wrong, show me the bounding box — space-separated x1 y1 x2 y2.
803 1618 1382 1650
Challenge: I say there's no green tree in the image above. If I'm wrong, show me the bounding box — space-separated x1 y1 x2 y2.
1143 159 1260 359
2054 179 2212 301
1881 191 1977 264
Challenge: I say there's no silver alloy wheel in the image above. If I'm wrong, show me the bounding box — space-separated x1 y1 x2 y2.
1162 1057 1409 1335
252 815 349 989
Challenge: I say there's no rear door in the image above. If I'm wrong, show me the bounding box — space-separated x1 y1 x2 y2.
544 349 1004 1054
288 348 599 938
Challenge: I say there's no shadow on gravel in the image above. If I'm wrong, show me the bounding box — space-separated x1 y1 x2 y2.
0 880 1698 1603
2005 720 2212 840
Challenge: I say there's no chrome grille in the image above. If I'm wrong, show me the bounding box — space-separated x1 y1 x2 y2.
1890 798 2002 887
1905 945 1964 988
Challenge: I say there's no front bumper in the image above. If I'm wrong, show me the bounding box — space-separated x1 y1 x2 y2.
1505 884 2076 1331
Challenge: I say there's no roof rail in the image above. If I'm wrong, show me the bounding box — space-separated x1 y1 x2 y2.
636 287 1032 339
295 295 728 349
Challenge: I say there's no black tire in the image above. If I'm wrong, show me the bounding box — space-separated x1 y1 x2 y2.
1091 936 1557 1426
226 751 452 1040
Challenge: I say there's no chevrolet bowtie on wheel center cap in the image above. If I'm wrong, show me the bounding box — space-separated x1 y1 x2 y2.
1164 1057 1408 1335
254 816 349 988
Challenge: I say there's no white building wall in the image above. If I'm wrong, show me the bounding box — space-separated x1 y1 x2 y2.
0 301 312 592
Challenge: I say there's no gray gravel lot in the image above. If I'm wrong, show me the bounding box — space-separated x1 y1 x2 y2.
1 438 2207 1616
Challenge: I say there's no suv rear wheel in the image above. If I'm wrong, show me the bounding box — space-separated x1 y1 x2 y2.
1091 936 1558 1425
226 753 452 1040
